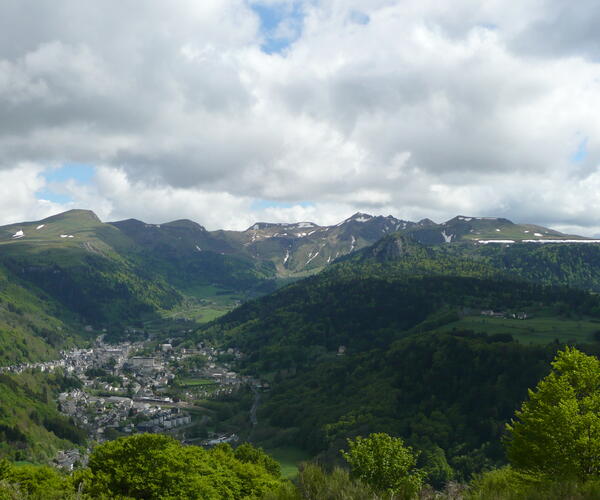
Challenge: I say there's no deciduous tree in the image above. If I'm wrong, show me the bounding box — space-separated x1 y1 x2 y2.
341 433 424 498
505 347 600 481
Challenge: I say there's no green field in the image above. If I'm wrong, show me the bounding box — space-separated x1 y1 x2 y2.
265 447 311 479
162 284 241 324
163 303 232 324
435 315 600 344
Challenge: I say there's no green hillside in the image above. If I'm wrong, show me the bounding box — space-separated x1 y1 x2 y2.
109 218 279 297
352 232 600 292
0 210 181 323
0 264 83 365
0 371 84 462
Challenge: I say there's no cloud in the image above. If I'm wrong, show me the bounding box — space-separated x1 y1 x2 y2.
52 165 361 230
0 163 71 225
0 0 599 233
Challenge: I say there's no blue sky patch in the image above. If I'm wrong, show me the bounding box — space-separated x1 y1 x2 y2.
37 163 95 204
349 10 370 25
571 138 588 163
250 1 305 54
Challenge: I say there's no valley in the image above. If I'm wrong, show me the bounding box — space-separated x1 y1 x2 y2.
2 209 600 496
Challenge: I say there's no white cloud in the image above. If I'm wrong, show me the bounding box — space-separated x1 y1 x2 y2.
0 0 599 233
0 163 70 225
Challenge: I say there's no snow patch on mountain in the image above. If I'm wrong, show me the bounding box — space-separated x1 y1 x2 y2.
36 224 45 230
441 230 453 243
478 240 515 244
306 251 319 265
479 239 600 244
12 230 24 239
522 239 600 244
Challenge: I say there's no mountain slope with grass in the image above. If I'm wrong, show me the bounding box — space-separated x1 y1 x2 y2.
0 210 181 328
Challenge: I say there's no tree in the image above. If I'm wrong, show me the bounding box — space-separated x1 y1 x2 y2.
341 433 424 498
505 347 600 481
82 433 283 499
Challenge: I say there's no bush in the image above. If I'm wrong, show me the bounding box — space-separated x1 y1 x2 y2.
467 467 600 500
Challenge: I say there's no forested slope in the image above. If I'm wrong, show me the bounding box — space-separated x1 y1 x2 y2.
199 234 600 480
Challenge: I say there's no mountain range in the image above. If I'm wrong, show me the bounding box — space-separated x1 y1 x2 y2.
1 207 599 365
0 208 596 377
1 210 596 279
2 208 600 475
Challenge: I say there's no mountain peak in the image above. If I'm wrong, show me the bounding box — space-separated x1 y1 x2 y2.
443 216 514 226
164 219 207 231
246 222 287 231
417 218 436 227
42 209 101 224
246 221 319 231
346 212 374 223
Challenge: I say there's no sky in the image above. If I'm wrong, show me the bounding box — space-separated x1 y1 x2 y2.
1 1 600 234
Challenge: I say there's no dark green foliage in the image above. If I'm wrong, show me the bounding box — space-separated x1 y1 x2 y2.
203 273 596 373
350 233 600 294
42 415 86 445
255 329 565 478
478 243 600 293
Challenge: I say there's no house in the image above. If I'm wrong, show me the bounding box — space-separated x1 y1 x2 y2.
481 310 505 318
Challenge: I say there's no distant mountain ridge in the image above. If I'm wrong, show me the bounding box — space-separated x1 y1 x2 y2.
109 211 598 275
1 210 597 281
